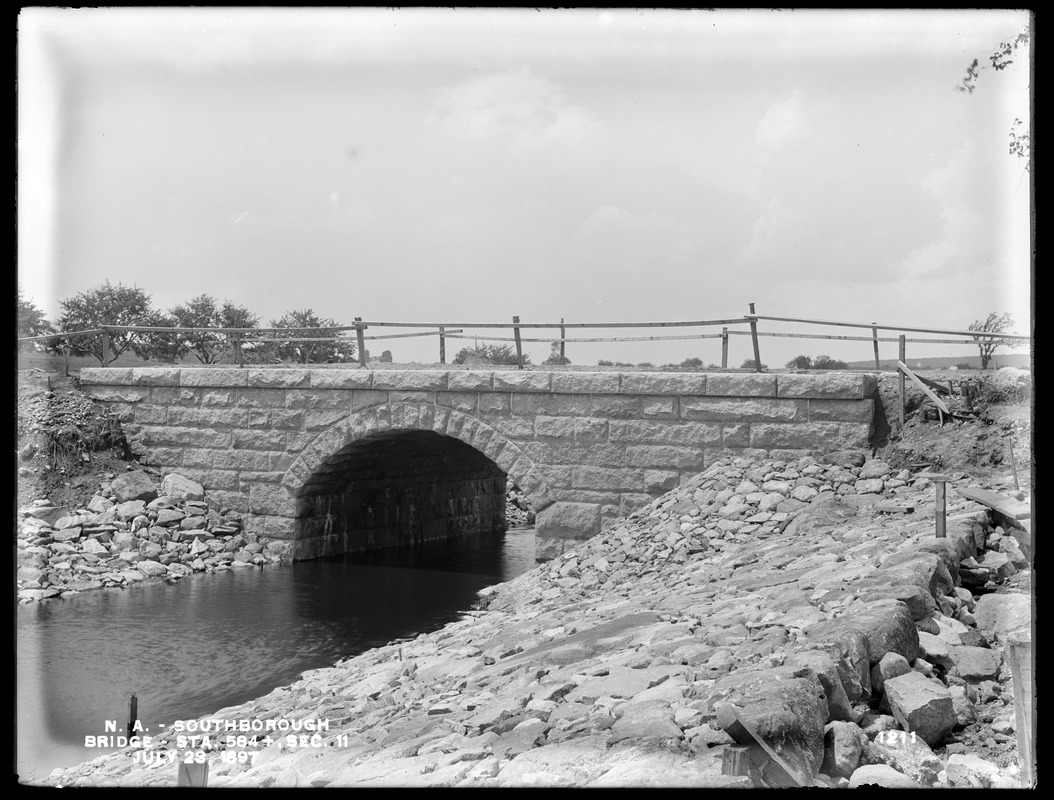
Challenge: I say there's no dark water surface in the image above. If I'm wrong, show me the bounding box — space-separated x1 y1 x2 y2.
16 528 536 783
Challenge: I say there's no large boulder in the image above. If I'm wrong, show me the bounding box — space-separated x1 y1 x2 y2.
712 667 829 784
882 672 955 747
110 471 158 503
973 593 1031 640
160 474 205 502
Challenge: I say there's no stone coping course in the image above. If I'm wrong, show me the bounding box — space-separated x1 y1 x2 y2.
81 368 877 400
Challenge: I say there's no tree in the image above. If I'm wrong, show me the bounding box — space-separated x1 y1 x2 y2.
17 288 55 351
268 309 355 364
168 294 259 364
379 350 393 363
453 343 530 366
812 355 848 370
53 281 157 365
786 355 813 369
969 312 1015 370
957 26 1031 171
542 340 571 366
740 358 767 370
134 310 186 363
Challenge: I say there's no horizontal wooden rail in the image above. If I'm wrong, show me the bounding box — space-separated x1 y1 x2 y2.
17 329 104 342
235 336 353 343
356 318 753 330
746 314 1029 341
724 330 997 346
363 329 462 341
444 333 728 344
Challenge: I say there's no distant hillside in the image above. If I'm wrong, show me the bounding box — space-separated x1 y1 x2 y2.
845 353 1031 370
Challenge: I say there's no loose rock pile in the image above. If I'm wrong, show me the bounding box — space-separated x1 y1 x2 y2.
505 481 536 528
16 471 286 604
42 453 1033 789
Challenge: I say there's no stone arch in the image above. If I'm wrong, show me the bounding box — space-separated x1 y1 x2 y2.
282 402 556 510
280 400 560 556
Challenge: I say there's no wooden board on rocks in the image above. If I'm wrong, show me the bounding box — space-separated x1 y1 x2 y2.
955 487 1031 520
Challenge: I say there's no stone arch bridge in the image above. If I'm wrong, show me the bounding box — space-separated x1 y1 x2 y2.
80 368 878 561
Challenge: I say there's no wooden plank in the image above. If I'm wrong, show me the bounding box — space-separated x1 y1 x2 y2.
915 374 951 395
897 361 951 416
955 486 1031 520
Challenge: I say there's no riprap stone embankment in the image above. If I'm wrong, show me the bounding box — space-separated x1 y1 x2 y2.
43 454 1032 789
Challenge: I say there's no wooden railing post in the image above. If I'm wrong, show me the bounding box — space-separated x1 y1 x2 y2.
233 334 244 367
101 327 112 365
721 327 729 369
559 318 566 361
355 317 367 367
512 316 524 370
898 334 906 426
872 323 880 369
438 326 446 364
748 303 762 372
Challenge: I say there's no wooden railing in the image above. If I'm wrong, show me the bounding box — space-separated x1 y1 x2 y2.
19 303 1030 372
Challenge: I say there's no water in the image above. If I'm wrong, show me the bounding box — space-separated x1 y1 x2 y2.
15 528 536 783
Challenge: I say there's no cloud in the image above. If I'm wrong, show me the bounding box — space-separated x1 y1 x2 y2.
432 69 601 151
756 92 807 152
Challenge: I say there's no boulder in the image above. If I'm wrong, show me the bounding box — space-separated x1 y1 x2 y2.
947 645 1002 682
786 648 855 722
821 721 865 779
713 669 828 783
882 671 955 747
110 471 158 503
841 600 920 666
860 729 943 786
972 593 1031 640
160 474 205 502
858 460 892 480
848 764 917 788
870 652 911 695
608 701 682 744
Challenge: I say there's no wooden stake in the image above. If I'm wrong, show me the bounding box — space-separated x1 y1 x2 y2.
438 326 446 364
512 316 523 369
101 327 112 365
1008 437 1020 491
559 318 566 361
748 303 762 372
1007 633 1034 788
721 327 729 369
872 322 880 369
354 317 367 367
898 335 906 427
177 760 209 787
935 478 947 538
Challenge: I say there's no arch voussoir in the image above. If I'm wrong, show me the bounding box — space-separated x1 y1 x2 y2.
282 402 556 512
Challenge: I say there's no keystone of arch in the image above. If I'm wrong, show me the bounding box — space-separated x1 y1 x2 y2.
281 401 556 512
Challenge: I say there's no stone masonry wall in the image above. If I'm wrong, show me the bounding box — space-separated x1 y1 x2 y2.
79 368 876 561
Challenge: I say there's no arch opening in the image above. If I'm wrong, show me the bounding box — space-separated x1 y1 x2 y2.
294 430 507 558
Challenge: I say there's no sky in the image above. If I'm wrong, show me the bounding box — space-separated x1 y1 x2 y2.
17 7 1033 368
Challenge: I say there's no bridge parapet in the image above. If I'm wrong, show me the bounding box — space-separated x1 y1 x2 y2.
80 368 878 561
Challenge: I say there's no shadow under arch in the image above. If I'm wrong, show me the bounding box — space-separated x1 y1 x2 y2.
280 402 556 559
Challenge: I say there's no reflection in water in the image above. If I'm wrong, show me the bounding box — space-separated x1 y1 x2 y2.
16 528 536 783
